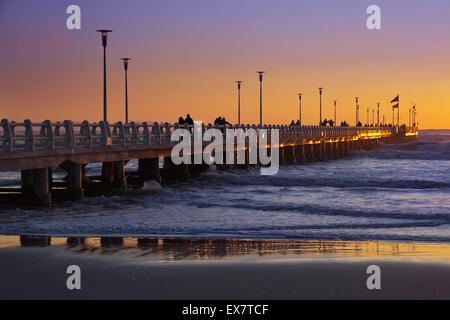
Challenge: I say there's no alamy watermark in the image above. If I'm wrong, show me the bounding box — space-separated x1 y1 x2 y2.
171 122 280 176
66 4 381 31
66 5 81 30
366 265 381 290
66 265 81 290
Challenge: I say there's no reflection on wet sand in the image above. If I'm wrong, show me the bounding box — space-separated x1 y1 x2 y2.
0 235 449 262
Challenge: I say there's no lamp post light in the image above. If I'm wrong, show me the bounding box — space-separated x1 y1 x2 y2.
257 71 265 126
236 81 243 125
121 58 131 124
298 93 302 126
96 29 113 123
318 88 323 125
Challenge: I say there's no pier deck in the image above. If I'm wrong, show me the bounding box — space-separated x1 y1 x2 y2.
0 119 418 205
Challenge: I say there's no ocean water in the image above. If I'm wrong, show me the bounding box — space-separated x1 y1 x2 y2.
0 130 449 242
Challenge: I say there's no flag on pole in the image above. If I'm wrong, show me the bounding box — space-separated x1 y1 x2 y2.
391 95 399 103
392 103 399 109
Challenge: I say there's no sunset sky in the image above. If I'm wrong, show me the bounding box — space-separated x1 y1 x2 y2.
1 0 449 129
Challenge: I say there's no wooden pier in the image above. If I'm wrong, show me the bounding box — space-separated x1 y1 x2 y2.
0 119 418 206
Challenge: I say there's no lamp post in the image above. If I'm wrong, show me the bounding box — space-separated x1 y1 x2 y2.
236 81 243 125
96 30 112 123
334 100 337 125
298 93 302 126
377 102 380 127
409 108 411 127
355 97 359 126
121 58 131 123
318 88 323 125
367 107 369 125
372 109 375 126
257 72 264 126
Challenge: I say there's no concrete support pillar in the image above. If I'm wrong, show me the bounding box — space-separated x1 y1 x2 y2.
21 169 34 202
278 147 285 166
344 140 350 155
68 163 84 200
163 157 190 182
305 144 314 163
33 168 51 206
112 161 127 189
332 142 340 159
319 141 327 161
294 145 306 164
284 146 295 165
348 140 353 152
337 141 344 158
138 158 161 184
217 151 234 170
234 148 250 170
101 162 114 185
313 143 321 162
326 142 333 160
177 164 190 182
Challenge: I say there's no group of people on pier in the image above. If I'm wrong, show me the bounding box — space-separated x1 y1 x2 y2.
175 115 412 130
178 114 194 126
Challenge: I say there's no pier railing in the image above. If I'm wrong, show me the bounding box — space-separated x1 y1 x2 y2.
0 119 415 155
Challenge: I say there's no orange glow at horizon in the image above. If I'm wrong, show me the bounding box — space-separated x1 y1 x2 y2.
1 1 449 130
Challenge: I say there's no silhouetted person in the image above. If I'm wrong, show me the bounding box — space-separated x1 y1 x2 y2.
296 120 300 126
222 117 230 125
214 117 222 126
185 114 194 125
178 117 185 125
329 119 334 127
290 120 295 126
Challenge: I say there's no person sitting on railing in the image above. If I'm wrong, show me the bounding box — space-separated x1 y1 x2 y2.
178 117 185 126
290 120 295 126
328 119 334 127
214 117 222 126
295 120 300 126
321 119 328 127
357 121 362 127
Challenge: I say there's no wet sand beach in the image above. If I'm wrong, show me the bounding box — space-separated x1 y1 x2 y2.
0 237 449 300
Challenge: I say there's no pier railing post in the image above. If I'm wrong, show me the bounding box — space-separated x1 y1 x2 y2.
1 119 13 152
24 119 34 151
63 120 75 150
